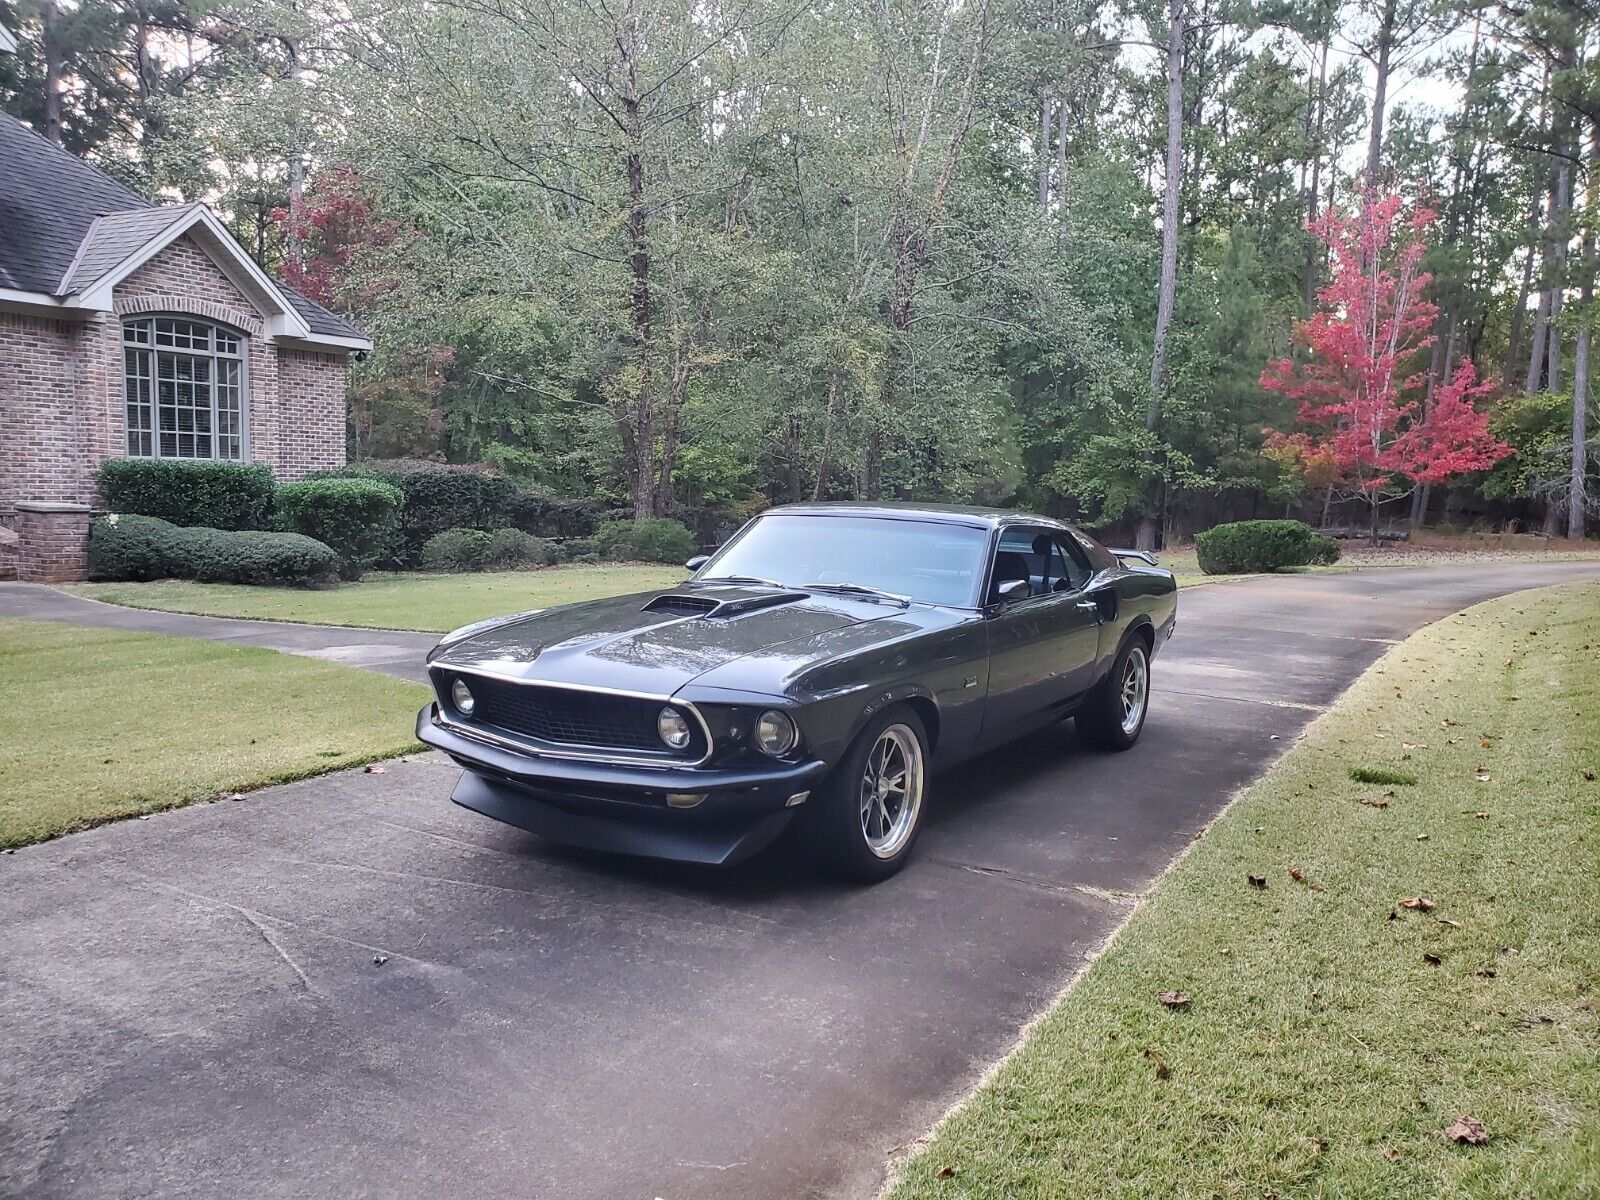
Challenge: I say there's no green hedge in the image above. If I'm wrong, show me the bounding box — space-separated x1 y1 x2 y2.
485 528 559 569
508 491 605 540
335 461 519 563
89 514 339 587
595 518 697 564
420 528 493 572
1194 519 1341 575
97 460 276 531
276 477 404 580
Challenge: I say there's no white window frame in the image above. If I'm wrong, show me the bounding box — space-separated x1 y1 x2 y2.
122 316 249 461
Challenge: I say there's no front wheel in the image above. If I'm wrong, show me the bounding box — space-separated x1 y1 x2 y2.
1076 637 1150 751
803 704 929 882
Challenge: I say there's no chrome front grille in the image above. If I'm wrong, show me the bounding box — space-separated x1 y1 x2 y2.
436 671 703 760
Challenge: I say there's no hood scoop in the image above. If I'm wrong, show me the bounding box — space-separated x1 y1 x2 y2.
642 589 808 620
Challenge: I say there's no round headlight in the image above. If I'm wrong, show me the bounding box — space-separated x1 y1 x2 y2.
657 706 693 750
754 709 798 757
450 678 475 716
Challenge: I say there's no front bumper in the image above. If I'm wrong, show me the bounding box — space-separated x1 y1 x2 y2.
416 705 830 866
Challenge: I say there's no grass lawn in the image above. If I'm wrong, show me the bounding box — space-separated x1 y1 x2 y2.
67 561 689 632
888 582 1600 1199
0 618 427 848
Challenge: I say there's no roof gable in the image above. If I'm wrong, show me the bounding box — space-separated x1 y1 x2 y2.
0 113 368 349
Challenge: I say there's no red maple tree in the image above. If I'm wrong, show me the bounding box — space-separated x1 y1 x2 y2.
1262 191 1510 538
270 167 409 311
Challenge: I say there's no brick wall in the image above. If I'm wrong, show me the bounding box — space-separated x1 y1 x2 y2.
12 502 91 582
0 312 96 508
0 231 350 518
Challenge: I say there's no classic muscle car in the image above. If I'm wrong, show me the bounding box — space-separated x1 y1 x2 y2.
417 503 1177 880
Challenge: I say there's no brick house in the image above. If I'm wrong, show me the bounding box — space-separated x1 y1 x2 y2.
0 111 370 580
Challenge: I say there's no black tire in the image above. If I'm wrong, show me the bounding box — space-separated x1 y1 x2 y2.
802 703 930 882
1075 635 1151 751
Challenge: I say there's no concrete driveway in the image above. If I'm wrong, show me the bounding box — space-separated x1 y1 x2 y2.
2 562 1597 1200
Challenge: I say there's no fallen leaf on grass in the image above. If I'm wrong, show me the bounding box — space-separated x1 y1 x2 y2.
365 765 386 775
1444 1116 1489 1145
1476 968 1497 978
1398 897 1436 911
1382 1147 1401 1163
1437 918 1461 928
1402 741 1428 750
1288 867 1325 892
1475 812 1491 819
936 1166 957 1179
1359 796 1390 808
1475 772 1491 783
1584 771 1596 783
1441 718 1460 727
1247 874 1267 889
372 955 389 966
1143 1048 1171 1080
1158 991 1191 1009
1416 833 1429 841
1423 952 1442 966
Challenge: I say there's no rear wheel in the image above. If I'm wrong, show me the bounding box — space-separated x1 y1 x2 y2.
804 704 929 882
1075 636 1150 751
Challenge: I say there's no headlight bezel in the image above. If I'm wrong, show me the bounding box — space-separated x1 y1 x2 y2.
656 705 694 751
753 708 800 758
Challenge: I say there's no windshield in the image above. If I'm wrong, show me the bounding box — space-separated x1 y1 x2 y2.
699 513 989 607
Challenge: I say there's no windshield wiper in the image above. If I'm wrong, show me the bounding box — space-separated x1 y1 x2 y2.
702 574 790 589
801 581 911 606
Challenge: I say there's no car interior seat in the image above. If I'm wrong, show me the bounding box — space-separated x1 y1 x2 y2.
990 551 1033 602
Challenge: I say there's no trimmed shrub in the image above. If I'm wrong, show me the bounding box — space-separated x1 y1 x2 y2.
349 461 519 562
97 459 276 530
595 518 697 564
1195 519 1343 575
563 537 601 564
508 491 605 539
421 527 493 572
484 528 559 569
276 477 404 580
89 514 339 587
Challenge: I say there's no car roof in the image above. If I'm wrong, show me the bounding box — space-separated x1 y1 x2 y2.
759 501 1069 531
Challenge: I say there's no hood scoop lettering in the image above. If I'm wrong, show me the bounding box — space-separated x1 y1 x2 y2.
642 589 807 620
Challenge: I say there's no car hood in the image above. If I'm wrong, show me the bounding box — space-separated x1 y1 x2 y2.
431 582 913 697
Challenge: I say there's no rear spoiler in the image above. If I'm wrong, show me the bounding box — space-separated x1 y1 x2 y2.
1109 548 1158 566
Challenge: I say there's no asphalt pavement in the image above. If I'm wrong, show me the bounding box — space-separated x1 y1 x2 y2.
2 561 1597 1199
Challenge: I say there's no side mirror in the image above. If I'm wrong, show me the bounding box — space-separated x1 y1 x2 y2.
685 555 710 571
996 578 1030 604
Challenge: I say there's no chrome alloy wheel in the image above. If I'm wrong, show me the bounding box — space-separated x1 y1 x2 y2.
858 723 925 859
1120 644 1149 735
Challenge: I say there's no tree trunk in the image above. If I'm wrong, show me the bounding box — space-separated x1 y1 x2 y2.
1139 0 1184 553
1571 118 1597 541
1365 0 1396 187
813 371 844 501
1036 94 1052 210
1547 156 1571 392
1302 37 1329 315
1526 285 1551 395
284 36 306 277
620 24 655 521
41 1 66 146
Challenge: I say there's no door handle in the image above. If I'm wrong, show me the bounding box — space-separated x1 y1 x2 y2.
1075 600 1100 613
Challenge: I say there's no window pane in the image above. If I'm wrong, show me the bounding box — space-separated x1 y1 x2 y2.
124 347 153 456
131 319 242 460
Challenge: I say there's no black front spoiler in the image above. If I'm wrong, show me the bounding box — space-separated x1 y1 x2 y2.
450 772 797 866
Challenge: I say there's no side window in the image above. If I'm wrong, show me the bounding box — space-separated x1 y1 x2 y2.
991 526 1088 600
1053 534 1093 591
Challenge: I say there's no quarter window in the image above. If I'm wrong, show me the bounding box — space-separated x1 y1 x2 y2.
123 317 246 460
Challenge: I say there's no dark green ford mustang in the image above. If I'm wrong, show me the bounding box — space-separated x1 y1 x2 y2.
418 503 1177 880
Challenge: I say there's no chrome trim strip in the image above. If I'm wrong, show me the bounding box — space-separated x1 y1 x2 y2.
430 665 716 768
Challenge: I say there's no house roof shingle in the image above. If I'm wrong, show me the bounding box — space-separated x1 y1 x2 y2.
0 113 365 343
